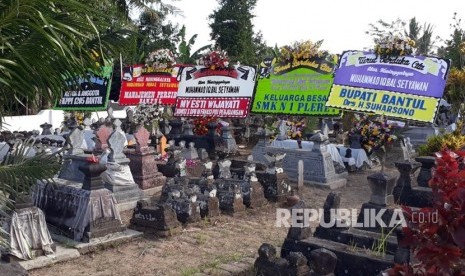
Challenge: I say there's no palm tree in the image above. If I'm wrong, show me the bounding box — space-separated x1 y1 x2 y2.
0 0 135 118
405 17 437 55
0 0 135 248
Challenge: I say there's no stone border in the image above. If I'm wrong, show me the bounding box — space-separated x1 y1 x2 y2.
9 229 143 271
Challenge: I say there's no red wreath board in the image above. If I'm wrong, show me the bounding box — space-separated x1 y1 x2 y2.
174 97 251 118
119 71 178 105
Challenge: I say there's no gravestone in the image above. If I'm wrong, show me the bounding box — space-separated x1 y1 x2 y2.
203 161 214 180
40 122 53 135
252 133 347 189
218 159 232 179
220 126 238 154
198 148 209 161
157 146 180 177
82 117 95 151
393 161 432 208
167 119 183 139
113 119 128 147
0 142 10 163
415 156 435 188
242 163 267 208
182 122 194 136
256 152 293 202
254 243 311 276
277 119 288 140
216 178 246 214
282 184 398 275
126 125 167 190
3 204 55 261
105 105 114 124
130 201 181 237
58 127 88 182
159 178 202 223
176 158 187 177
101 125 142 203
34 161 125 242
184 142 199 160
94 124 113 153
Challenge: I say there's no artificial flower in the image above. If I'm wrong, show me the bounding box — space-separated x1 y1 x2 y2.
146 49 176 69
374 34 416 57
192 116 219 136
199 49 233 70
349 114 397 155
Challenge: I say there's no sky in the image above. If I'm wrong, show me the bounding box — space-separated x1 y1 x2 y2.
164 0 465 55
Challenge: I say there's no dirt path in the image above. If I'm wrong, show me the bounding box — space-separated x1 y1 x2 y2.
29 166 393 276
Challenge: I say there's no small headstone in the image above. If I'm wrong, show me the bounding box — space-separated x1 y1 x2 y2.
309 248 337 275
203 161 214 180
220 126 238 153
108 130 127 162
184 142 199 160
176 158 187 177
244 163 258 182
67 128 84 155
40 122 53 135
405 137 415 159
83 118 92 130
198 148 209 161
321 192 344 228
182 122 194 136
94 124 112 152
127 125 166 189
264 152 286 174
277 119 288 140
321 123 330 139
113 119 122 132
367 172 396 206
133 125 150 153
218 159 232 179
106 105 114 121
298 160 304 189
254 243 311 276
310 133 327 152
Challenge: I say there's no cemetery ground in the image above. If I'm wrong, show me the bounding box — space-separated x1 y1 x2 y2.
28 158 397 276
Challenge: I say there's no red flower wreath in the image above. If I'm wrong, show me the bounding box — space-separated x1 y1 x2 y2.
192 116 220 136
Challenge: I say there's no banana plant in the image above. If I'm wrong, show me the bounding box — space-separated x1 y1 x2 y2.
177 25 211 65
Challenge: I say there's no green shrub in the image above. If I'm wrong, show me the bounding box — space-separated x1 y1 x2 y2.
418 132 465 156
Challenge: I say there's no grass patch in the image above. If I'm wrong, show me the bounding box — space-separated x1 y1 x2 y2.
180 267 200 276
194 233 208 245
198 252 245 271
